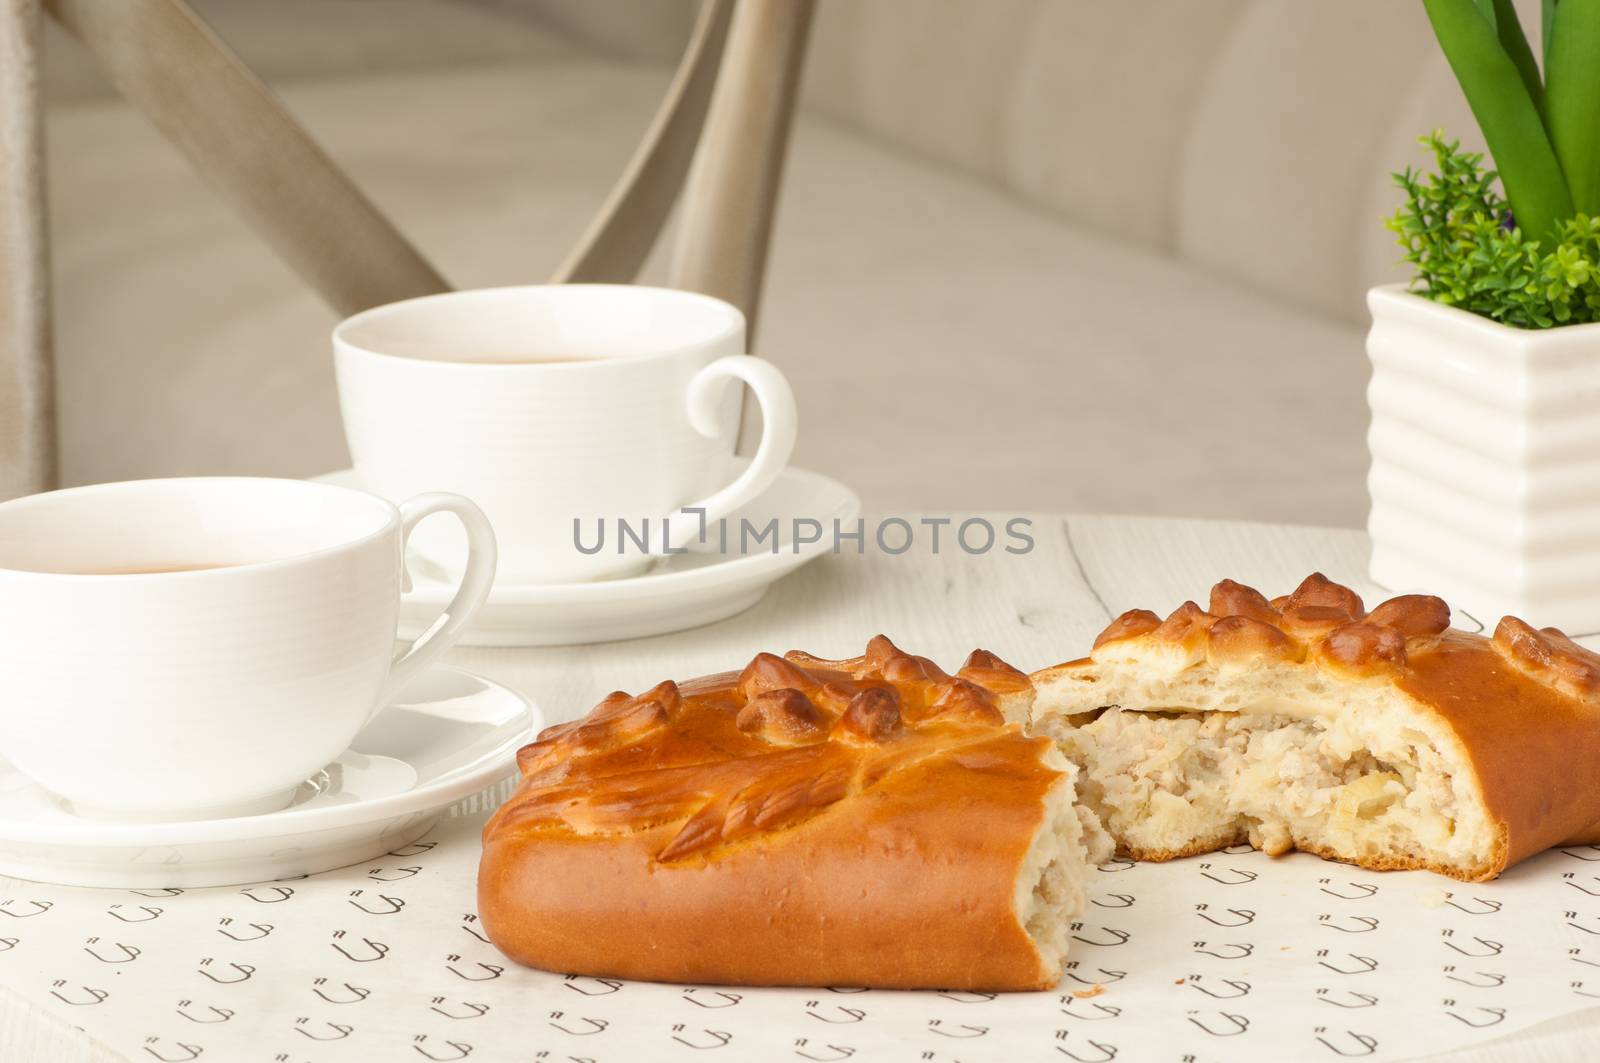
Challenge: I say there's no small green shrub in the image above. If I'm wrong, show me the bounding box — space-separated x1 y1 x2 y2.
1389 131 1600 329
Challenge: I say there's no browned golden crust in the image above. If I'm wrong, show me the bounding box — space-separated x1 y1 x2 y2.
1114 833 1248 864
480 636 1065 990
1093 608 1160 649
1492 616 1600 701
1037 573 1600 880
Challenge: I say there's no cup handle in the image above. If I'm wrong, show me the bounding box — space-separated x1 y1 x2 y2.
376 492 497 715
662 354 798 549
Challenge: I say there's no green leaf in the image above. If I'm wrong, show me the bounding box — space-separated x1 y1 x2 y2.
1473 0 1498 29
1545 0 1560 64
1424 0 1574 243
1489 0 1546 117
1385 135 1600 328
1545 0 1600 214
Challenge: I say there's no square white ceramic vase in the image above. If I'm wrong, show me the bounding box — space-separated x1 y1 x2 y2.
1367 283 1600 633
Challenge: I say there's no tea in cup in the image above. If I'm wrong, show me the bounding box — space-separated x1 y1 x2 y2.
334 285 797 584
0 477 495 821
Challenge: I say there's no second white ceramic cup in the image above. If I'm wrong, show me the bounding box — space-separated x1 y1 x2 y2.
333 285 799 584
0 477 496 822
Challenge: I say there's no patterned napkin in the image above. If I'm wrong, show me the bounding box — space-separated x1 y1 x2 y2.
2 793 1599 1062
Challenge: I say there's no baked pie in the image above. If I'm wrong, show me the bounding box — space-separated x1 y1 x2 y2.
1031 574 1600 881
479 575 1600 993
480 636 1110 989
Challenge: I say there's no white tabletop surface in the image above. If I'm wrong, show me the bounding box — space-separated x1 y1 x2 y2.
2 513 1596 1062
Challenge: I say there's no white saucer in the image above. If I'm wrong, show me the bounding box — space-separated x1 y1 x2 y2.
314 465 861 646
0 665 538 889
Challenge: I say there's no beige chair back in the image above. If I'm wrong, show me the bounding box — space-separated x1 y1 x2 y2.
0 0 814 499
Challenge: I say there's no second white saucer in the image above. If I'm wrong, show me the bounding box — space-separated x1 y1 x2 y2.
315 465 861 646
0 665 538 888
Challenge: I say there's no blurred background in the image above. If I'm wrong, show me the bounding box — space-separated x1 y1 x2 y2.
38 0 1482 527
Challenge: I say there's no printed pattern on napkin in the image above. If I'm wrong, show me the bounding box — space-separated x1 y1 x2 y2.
2 809 1600 1062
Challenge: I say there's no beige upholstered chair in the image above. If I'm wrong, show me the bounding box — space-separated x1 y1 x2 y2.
0 0 814 500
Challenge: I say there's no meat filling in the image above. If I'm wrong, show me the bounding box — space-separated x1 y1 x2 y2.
1047 709 1467 869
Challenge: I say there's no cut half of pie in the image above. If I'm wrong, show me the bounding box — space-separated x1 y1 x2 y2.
480 636 1112 989
1030 574 1600 881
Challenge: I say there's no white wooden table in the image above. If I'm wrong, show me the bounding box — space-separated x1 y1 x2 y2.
2 514 1595 1062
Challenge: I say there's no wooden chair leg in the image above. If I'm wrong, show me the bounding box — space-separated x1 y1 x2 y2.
553 0 734 285
0 0 57 498
669 0 815 345
47 0 449 317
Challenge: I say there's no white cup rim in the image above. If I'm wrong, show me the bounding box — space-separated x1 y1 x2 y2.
332 283 746 371
0 477 400 581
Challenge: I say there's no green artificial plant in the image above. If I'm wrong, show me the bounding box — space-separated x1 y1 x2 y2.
1391 0 1600 327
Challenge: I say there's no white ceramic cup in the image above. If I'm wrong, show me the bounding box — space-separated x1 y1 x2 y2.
333 285 798 584
0 477 496 822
